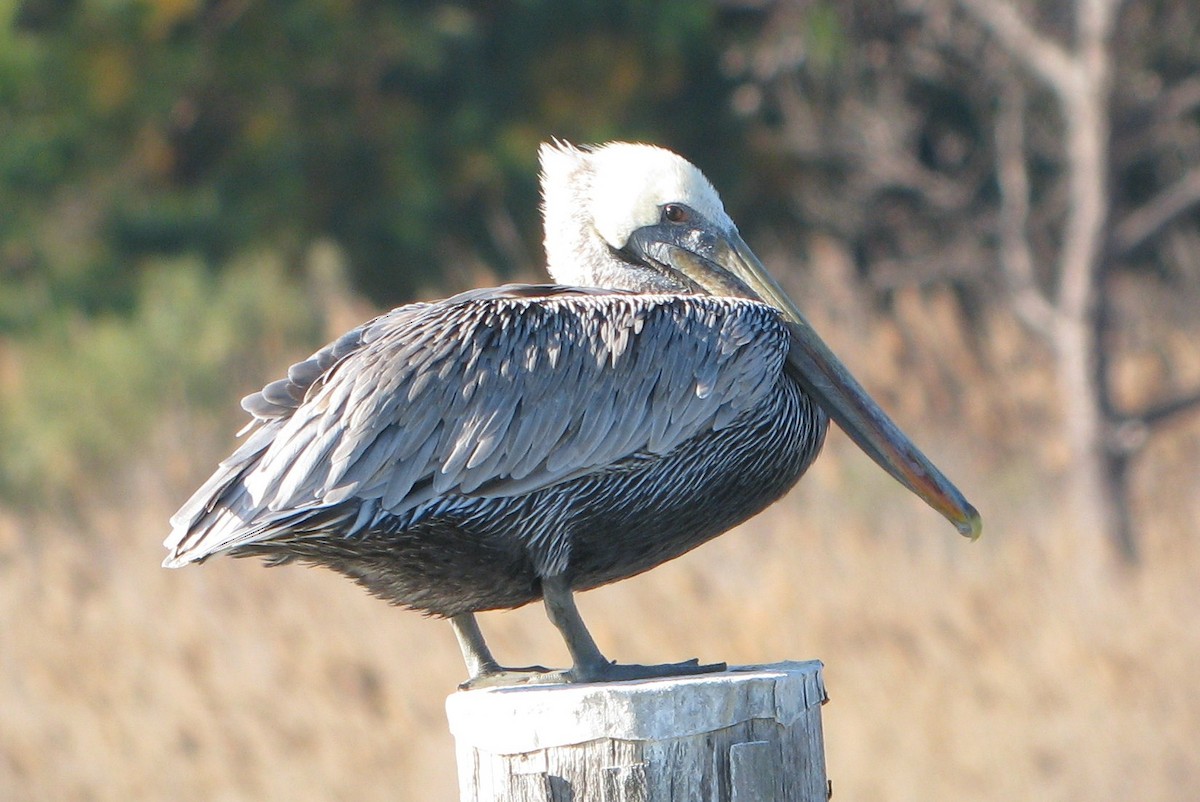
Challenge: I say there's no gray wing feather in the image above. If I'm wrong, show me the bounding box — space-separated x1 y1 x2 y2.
164 287 788 566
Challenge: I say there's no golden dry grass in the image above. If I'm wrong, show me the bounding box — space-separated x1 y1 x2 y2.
5 446 1199 801
3 266 1199 801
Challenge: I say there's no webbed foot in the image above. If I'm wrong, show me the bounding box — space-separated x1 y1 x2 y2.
569 657 727 683
458 664 560 690
459 658 727 689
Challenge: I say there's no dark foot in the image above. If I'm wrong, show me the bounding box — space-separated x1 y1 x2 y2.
570 657 727 683
458 664 557 690
459 659 727 689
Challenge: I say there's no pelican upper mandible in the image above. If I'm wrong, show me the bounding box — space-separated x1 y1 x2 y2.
164 141 980 686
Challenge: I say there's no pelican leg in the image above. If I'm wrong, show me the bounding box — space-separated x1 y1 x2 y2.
450 613 556 689
541 575 726 682
450 613 502 677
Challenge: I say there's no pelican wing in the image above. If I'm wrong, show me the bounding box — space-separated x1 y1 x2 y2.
164 285 788 565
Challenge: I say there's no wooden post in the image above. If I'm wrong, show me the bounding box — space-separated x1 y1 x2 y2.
445 661 828 802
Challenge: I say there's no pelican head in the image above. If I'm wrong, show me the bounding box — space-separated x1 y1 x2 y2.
538 140 981 540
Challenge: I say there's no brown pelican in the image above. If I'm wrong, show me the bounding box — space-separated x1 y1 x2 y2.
164 141 980 686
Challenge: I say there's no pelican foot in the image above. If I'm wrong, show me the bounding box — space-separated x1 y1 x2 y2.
459 659 727 689
569 657 727 683
458 665 559 690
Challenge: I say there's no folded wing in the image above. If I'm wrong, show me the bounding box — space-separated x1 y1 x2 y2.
163 285 788 566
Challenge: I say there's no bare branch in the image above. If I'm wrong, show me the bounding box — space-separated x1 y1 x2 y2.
955 0 1078 94
1112 165 1200 256
994 78 1057 338
1077 0 1121 52
1140 389 1200 428
1108 388 1200 458
1157 75 1200 124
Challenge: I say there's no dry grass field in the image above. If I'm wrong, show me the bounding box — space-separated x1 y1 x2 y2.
3 268 1199 801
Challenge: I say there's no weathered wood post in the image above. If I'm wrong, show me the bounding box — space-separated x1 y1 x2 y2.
445 660 828 802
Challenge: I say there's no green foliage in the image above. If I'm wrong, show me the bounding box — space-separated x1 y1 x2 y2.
0 253 324 505
0 0 751 506
1 0 743 310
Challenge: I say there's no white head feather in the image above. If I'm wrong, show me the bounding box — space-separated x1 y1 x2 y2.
539 141 736 291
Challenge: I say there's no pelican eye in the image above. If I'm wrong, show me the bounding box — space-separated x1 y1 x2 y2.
662 204 689 224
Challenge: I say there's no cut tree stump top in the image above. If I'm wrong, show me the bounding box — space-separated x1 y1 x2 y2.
446 661 828 802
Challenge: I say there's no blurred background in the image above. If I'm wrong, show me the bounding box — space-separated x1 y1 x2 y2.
3 0 1199 799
